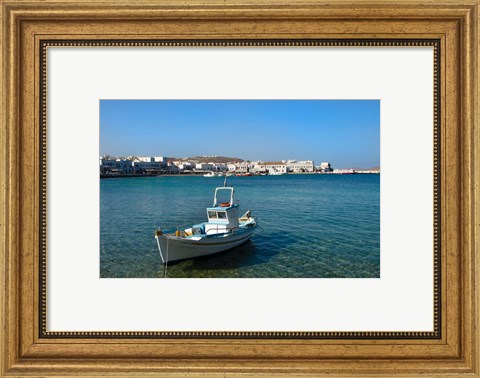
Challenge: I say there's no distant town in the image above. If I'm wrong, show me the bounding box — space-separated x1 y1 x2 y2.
100 155 380 178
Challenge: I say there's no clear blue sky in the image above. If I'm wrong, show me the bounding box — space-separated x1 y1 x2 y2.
100 100 379 169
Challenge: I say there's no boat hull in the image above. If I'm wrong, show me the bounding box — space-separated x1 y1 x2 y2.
156 227 255 263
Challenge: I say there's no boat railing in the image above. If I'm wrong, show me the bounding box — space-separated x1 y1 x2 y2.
156 224 191 235
157 224 235 237
205 225 237 235
158 219 256 238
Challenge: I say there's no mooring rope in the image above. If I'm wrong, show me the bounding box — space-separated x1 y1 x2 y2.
164 237 169 278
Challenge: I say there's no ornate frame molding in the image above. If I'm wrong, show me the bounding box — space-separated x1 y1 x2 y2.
1 1 478 376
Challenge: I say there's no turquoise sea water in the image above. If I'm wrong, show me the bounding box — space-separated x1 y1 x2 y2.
100 174 380 278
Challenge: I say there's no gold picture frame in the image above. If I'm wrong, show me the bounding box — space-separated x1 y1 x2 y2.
1 0 478 376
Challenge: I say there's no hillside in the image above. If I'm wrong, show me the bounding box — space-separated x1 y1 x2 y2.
173 156 245 164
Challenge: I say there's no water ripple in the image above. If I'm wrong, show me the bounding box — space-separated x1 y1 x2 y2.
100 174 380 278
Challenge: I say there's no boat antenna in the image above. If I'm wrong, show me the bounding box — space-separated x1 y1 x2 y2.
223 175 227 187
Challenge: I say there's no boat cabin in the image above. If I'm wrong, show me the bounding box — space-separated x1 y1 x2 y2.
188 187 241 236
205 187 240 234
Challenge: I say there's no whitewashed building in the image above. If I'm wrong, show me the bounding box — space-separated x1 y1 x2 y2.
100 157 133 174
177 162 195 170
286 160 314 173
137 156 168 167
154 156 168 165
235 161 257 173
214 163 228 172
166 163 180 173
256 162 288 174
195 163 214 171
132 159 162 173
319 162 333 172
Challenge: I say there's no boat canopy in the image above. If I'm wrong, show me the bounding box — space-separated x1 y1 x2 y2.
213 187 234 207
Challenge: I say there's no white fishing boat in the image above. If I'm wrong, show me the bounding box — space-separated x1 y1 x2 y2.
154 183 257 264
269 170 286 176
203 172 225 177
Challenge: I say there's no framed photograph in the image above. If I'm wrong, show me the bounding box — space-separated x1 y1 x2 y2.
99 99 380 279
1 0 478 376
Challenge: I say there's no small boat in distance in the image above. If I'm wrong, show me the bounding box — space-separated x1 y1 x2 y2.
269 170 286 176
155 183 257 264
204 172 220 177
